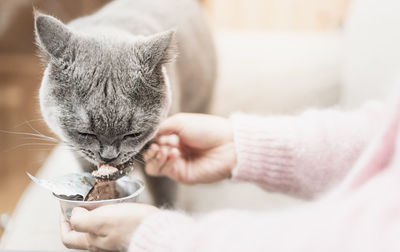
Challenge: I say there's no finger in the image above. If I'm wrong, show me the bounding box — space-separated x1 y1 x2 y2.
158 148 182 178
162 148 196 184
143 143 159 162
145 146 169 176
70 207 106 236
168 147 180 159
86 233 115 252
157 134 180 147
156 114 184 137
87 245 103 252
60 215 89 250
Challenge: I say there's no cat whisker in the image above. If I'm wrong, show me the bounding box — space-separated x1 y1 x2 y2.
9 142 58 147
25 120 49 139
2 138 78 153
24 148 74 151
0 130 59 142
12 119 45 129
24 148 55 151
2 142 61 153
131 156 146 166
22 137 60 143
62 142 78 149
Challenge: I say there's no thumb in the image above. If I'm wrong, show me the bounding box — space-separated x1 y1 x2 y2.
70 207 102 235
71 207 89 219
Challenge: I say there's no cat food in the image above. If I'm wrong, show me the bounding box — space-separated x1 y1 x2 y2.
92 164 119 178
85 180 119 201
87 164 121 200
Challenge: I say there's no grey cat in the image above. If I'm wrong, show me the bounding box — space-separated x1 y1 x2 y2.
34 0 216 206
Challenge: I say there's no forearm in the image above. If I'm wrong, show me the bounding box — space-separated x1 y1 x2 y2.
231 101 384 198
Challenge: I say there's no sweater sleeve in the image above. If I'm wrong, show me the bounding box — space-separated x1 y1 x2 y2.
129 183 400 252
128 211 195 252
230 101 384 198
129 209 305 252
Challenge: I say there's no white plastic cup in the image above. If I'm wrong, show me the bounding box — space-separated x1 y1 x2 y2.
54 177 145 219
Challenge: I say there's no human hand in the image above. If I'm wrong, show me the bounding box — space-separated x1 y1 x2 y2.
143 113 237 184
60 203 158 251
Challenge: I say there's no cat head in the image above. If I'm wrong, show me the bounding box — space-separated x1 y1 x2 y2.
34 12 176 166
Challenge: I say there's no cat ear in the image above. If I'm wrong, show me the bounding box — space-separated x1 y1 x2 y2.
34 11 72 60
136 30 177 72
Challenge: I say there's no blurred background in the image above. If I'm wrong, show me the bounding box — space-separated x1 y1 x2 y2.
1 0 399 249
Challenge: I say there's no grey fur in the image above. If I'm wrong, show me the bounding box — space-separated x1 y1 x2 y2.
35 0 216 206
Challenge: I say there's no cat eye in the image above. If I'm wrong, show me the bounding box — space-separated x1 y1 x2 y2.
77 131 97 138
123 132 143 140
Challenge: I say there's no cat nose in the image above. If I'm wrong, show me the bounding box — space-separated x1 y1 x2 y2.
99 153 119 163
100 156 118 163
99 146 119 163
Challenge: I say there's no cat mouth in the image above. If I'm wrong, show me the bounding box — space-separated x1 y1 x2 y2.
93 159 135 180
100 158 135 170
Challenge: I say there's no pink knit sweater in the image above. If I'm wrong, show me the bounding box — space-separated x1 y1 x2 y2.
129 99 400 252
